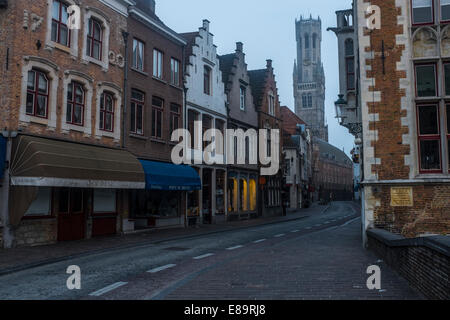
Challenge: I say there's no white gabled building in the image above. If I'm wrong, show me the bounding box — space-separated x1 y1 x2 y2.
181 20 228 225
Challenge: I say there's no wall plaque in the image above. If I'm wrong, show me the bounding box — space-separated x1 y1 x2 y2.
390 187 413 207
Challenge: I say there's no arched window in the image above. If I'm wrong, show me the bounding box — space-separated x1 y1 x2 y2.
87 18 103 60
304 33 310 49
99 91 114 132
66 81 85 126
26 69 49 118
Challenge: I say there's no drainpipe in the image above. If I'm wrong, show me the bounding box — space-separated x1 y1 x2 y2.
122 31 129 149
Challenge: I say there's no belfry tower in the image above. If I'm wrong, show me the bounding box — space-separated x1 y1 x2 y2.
294 15 328 141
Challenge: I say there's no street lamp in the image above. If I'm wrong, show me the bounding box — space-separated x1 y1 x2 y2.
334 94 348 125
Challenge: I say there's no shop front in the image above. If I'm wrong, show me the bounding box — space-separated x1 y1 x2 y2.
7 135 145 246
129 160 201 230
227 171 258 221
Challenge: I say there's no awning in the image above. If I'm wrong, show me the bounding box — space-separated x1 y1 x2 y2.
0 136 6 180
9 135 145 189
139 160 201 191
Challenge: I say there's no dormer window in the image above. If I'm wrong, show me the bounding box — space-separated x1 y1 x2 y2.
51 0 70 47
87 18 103 60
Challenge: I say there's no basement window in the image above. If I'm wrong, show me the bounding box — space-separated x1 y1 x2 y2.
412 0 434 25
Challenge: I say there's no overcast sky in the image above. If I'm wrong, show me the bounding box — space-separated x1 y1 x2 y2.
157 0 354 155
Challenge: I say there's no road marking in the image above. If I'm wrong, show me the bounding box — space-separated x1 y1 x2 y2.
226 245 244 251
193 253 214 260
253 239 266 243
147 264 176 274
89 282 128 297
274 234 285 238
291 230 300 233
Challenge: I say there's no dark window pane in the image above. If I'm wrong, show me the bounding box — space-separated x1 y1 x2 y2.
37 96 47 117
59 189 69 213
26 93 34 114
100 111 104 129
445 64 450 96
136 105 143 134
66 103 73 122
447 105 450 134
74 104 82 124
416 65 436 97
72 190 83 213
60 25 68 46
442 0 450 20
51 21 58 42
420 140 441 170
412 0 433 24
152 97 163 108
130 102 136 132
418 105 439 135
105 113 112 131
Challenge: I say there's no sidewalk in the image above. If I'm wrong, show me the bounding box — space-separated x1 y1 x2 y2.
0 203 332 275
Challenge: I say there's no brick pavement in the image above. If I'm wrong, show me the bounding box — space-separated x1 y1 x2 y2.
0 203 328 275
162 217 423 300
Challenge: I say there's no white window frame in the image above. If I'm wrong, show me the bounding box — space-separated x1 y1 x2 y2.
95 82 122 142
153 49 164 79
133 38 145 71
82 7 110 70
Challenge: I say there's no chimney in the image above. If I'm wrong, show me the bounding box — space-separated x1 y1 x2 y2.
266 59 273 69
202 19 210 32
135 0 156 15
236 42 243 53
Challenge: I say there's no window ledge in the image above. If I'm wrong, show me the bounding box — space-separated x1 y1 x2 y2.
131 67 148 77
152 76 167 84
150 137 166 144
129 133 148 141
169 83 183 91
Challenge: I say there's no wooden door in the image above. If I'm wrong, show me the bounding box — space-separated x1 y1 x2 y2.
57 188 85 241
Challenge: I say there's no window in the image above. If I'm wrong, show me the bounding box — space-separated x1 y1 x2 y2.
100 92 114 132
51 0 70 47
307 93 313 108
25 188 52 217
444 63 450 95
240 86 246 110
170 103 180 133
443 0 450 21
170 58 180 86
26 70 49 118
304 34 310 49
269 92 275 116
417 104 442 172
87 18 102 60
302 94 308 108
415 64 437 97
204 66 212 95
345 39 354 57
447 105 450 170
93 189 116 213
202 114 212 150
132 39 144 71
130 90 144 135
153 49 163 79
412 0 434 25
66 81 85 126
152 96 163 138
346 58 355 90
188 110 199 149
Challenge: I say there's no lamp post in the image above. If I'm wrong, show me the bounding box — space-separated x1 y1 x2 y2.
334 94 348 125
1 129 18 248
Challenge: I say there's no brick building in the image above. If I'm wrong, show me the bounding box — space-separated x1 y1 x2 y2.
219 43 260 220
124 1 200 231
249 60 284 217
0 0 145 248
356 0 450 240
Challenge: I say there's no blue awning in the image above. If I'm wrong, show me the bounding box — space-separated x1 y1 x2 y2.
0 137 6 180
139 160 201 191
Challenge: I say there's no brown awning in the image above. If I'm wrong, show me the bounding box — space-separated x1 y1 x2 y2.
9 135 145 189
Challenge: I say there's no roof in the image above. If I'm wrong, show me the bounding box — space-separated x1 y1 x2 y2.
248 69 267 107
314 137 352 167
218 53 236 86
280 106 307 135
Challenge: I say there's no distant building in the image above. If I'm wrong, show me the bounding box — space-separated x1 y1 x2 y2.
293 15 328 141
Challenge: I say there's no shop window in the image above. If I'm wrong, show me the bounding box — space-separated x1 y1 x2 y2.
228 178 238 212
99 91 114 132
59 188 83 213
412 0 434 25
93 190 116 213
25 188 52 217
131 190 180 218
417 104 442 172
131 90 144 135
415 64 437 97
26 69 49 118
216 170 226 215
66 81 85 126
249 179 257 211
152 96 164 139
240 179 248 211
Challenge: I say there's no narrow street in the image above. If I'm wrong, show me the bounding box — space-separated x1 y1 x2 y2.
0 202 422 300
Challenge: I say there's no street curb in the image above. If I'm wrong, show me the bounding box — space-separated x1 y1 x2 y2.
0 207 327 277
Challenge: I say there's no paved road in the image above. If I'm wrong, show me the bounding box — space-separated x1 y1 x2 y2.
0 202 422 300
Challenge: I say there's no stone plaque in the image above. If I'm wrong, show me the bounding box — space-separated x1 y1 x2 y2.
390 187 413 207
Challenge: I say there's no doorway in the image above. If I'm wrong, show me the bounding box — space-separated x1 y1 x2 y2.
57 188 86 241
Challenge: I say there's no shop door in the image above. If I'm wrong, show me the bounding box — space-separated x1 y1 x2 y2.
58 188 86 241
202 169 212 224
